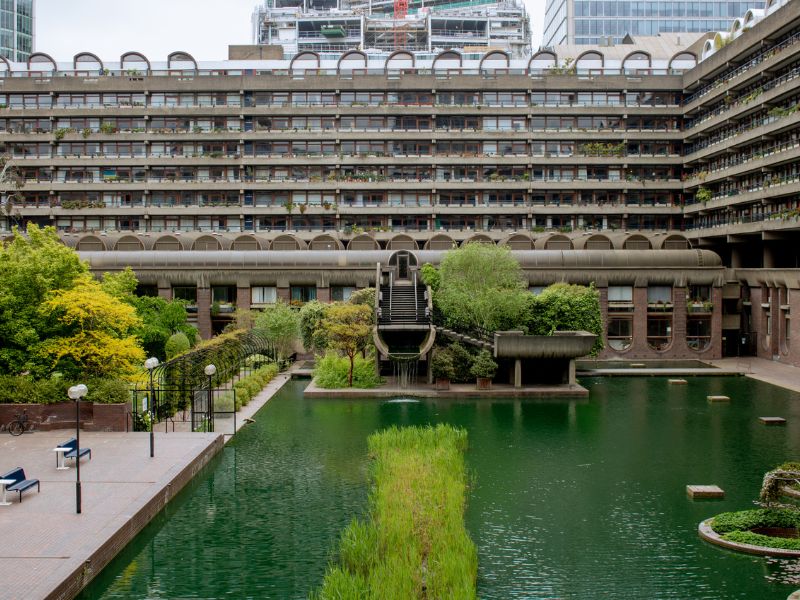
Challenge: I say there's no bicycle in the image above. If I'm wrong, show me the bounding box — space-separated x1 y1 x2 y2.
6 409 35 436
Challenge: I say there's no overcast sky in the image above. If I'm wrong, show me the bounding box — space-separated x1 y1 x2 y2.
36 0 546 61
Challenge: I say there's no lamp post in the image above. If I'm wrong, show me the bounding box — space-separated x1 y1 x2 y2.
204 364 216 433
144 357 159 458
67 384 88 514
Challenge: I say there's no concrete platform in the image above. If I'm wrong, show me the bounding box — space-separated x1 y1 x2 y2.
0 431 222 600
687 485 725 499
578 368 742 377
304 379 589 398
668 379 688 384
759 416 787 425
707 395 731 402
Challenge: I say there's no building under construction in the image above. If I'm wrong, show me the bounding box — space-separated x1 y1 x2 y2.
251 0 531 57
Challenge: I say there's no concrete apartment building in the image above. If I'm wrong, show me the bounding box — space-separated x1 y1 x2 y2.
543 0 753 46
0 0 798 366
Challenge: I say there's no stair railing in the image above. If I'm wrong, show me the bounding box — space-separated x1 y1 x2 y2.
413 271 418 321
389 271 393 319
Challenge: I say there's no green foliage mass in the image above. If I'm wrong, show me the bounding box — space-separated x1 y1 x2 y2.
711 508 800 550
255 300 300 362
434 243 529 332
525 283 605 356
0 374 129 404
165 332 191 359
0 225 88 374
299 301 329 355
312 425 477 600
430 348 456 381
348 287 376 309
448 342 474 383
420 262 441 293
470 349 498 379
313 352 383 389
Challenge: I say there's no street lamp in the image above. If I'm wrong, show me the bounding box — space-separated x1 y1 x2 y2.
67 384 88 514
144 357 159 458
204 364 216 433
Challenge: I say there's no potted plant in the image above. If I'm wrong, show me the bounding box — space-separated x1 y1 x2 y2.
471 350 497 390
430 349 454 391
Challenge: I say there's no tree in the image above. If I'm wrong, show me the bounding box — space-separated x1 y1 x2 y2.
101 268 197 360
255 300 299 362
0 225 88 374
298 300 329 355
165 332 191 359
322 303 373 387
434 243 530 332
524 283 604 356
37 275 145 378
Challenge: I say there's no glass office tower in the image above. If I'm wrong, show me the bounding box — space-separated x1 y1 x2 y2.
544 0 752 46
0 0 33 62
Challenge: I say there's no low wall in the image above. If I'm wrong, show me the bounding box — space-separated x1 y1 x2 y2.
0 401 131 432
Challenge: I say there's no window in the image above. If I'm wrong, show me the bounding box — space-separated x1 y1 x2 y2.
332 286 356 302
608 317 633 351
251 286 277 305
608 286 633 302
173 286 197 306
686 317 711 351
647 286 672 305
647 316 672 350
291 285 317 305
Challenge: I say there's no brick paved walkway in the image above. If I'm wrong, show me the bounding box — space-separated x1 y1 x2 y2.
0 431 222 600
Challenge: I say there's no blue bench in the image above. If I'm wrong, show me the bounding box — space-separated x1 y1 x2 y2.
0 467 39 503
58 438 91 464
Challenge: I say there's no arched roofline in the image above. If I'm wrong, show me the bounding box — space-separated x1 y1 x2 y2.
347 233 380 250
28 52 57 71
499 233 534 249
479 50 510 70
192 234 222 251
576 50 604 67
310 234 345 250
272 233 308 250
423 233 457 250
731 18 744 33
540 233 574 250
337 49 368 73
461 234 494 246
232 234 264 250
669 51 697 68
386 233 419 250
114 234 145 251
76 234 108 251
385 50 415 73
529 50 557 70
167 51 197 70
432 50 462 69
623 233 653 249
744 8 766 24
654 234 692 250
289 51 321 72
0 55 10 72
622 50 651 66
574 233 613 250
73 52 103 71
120 51 151 73
153 234 186 250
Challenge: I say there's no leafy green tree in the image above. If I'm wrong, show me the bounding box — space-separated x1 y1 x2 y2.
37 275 145 378
299 300 329 355
434 243 530 332
348 287 376 308
322 303 373 387
0 225 87 374
165 332 191 359
524 283 604 356
255 300 300 362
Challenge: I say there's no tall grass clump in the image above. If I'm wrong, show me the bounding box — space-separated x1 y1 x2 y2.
313 352 383 389
312 424 477 599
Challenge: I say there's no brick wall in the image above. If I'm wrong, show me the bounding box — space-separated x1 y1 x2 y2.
197 287 212 340
0 402 130 432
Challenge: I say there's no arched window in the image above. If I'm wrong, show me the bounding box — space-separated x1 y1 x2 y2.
289 51 321 73
28 52 57 72
73 52 103 73
432 50 462 72
167 51 197 72
479 50 509 73
622 51 650 73
669 52 697 71
528 51 556 73
337 50 367 74
120 51 150 74
576 51 603 73
385 50 415 73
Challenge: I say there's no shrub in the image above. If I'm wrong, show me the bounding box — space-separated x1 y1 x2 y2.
470 349 497 379
85 377 131 404
255 300 300 362
448 343 474 383
165 332 191 359
299 301 329 354
524 283 604 356
313 352 383 389
348 287 376 309
430 348 455 381
420 262 441 292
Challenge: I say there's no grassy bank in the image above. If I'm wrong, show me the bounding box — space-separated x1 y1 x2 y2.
313 424 477 599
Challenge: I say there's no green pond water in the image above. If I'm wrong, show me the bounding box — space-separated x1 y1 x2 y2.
79 377 800 599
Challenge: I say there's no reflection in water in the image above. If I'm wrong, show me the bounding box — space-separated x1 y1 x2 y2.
81 377 800 600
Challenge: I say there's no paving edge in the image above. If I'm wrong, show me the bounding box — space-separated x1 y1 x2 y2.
698 518 800 558
303 379 589 398
45 434 225 600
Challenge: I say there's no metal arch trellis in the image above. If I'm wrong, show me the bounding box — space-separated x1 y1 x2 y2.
131 330 278 433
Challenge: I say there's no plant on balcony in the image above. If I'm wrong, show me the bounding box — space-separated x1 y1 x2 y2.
81 128 91 139
54 128 72 141
695 186 712 205
99 122 116 135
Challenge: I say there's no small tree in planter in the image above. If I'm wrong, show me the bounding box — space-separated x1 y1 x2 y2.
430 349 455 390
471 350 497 390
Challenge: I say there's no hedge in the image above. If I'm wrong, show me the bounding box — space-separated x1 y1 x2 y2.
0 375 130 404
711 509 800 550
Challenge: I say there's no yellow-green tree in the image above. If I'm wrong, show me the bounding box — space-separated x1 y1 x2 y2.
37 275 145 378
323 303 373 387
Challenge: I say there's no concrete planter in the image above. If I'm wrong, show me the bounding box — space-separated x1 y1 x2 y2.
434 378 450 391
0 401 130 432
476 377 492 390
